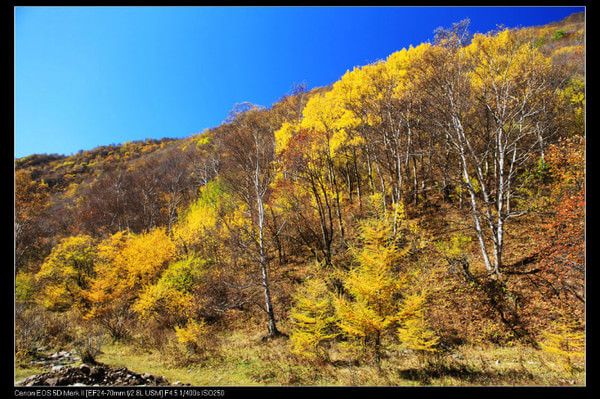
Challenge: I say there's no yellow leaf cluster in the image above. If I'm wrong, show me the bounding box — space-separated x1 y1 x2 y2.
289 275 338 360
540 316 585 373
86 229 175 319
173 180 225 250
175 319 209 348
397 291 440 353
36 235 97 311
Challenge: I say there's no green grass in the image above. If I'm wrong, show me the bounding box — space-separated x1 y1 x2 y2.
93 331 584 386
15 365 45 383
16 326 584 386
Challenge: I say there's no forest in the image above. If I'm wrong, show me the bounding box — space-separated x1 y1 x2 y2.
15 12 585 386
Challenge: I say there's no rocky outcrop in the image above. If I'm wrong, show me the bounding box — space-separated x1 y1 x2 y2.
15 364 186 387
31 350 80 368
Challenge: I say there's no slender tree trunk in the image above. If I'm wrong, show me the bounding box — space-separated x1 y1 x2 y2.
493 128 505 276
459 149 494 273
255 156 280 337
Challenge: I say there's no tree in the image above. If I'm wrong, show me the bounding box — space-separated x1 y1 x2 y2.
525 137 585 324
220 106 283 338
415 27 558 276
86 228 176 339
540 314 584 374
15 169 51 272
333 205 416 364
289 267 338 361
132 256 206 329
397 291 440 361
35 235 97 311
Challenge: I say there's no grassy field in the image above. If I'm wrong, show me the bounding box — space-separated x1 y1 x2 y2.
15 326 584 386
18 335 582 386
14 365 44 383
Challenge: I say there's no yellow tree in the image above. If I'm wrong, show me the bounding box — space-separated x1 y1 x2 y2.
172 179 226 254
300 89 361 246
289 266 338 361
334 204 415 364
397 291 440 362
86 228 176 339
35 235 97 311
540 315 584 374
132 256 206 328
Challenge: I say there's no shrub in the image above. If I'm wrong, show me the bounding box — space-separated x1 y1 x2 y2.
553 30 566 40
166 318 217 365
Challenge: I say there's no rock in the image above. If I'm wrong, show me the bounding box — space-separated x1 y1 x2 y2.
16 365 173 387
51 365 64 372
46 377 59 386
89 366 105 380
80 364 91 375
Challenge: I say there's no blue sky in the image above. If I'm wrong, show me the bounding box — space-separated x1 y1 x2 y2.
14 6 584 158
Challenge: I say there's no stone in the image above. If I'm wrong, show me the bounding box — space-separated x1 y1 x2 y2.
15 365 173 387
79 364 91 375
46 377 59 386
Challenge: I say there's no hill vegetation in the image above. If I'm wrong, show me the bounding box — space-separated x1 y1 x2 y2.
15 13 585 386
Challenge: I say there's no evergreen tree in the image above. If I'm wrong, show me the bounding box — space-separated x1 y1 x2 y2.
397 291 440 362
289 268 338 361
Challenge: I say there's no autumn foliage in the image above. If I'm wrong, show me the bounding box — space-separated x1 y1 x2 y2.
15 13 585 382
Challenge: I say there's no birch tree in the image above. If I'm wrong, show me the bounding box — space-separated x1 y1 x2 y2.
220 106 282 338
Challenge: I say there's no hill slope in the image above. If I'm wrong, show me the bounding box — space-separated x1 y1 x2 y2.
15 13 585 386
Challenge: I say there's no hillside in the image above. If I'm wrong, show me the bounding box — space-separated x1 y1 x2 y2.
15 13 585 387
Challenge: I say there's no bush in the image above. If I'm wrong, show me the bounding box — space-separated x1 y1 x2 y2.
553 30 566 40
15 303 48 361
163 318 218 366
15 304 80 361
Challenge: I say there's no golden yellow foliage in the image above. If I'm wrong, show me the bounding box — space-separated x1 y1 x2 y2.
36 235 97 311
397 291 440 354
174 319 210 355
86 229 175 324
132 256 206 325
173 180 226 252
16 272 36 303
289 272 338 360
274 122 297 156
540 316 585 374
333 210 417 362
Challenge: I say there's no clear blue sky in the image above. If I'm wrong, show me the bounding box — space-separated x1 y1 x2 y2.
14 6 584 158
